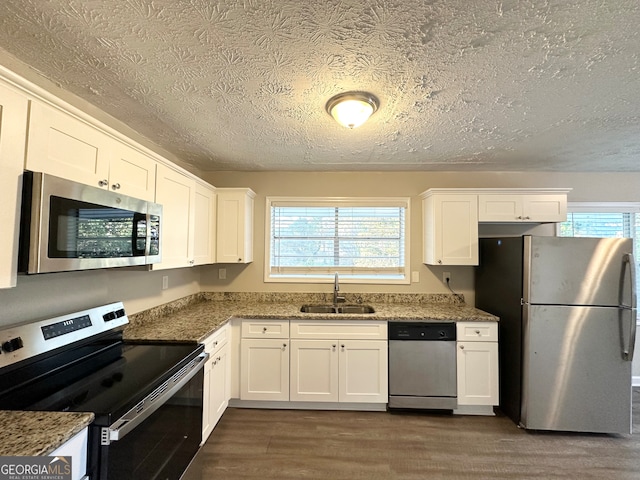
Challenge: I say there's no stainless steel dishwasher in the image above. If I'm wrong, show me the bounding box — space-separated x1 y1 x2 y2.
388 322 457 410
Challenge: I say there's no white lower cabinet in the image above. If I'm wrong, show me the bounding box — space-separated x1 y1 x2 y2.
289 321 388 404
290 339 339 402
239 319 388 406
240 338 290 401
456 322 499 407
202 325 230 443
50 428 88 480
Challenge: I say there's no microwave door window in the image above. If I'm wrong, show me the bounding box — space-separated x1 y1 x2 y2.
48 196 145 258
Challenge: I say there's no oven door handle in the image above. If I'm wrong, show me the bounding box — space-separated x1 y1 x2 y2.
101 353 208 445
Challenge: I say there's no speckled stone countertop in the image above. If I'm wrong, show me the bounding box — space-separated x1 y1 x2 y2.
124 292 498 343
0 411 94 456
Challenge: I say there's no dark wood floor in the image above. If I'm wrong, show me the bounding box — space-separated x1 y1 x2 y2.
182 389 640 479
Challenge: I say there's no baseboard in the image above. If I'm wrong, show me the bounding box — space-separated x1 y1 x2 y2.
633 376 640 387
228 398 387 412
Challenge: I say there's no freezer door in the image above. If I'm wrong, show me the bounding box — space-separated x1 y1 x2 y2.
521 305 632 434
525 236 633 307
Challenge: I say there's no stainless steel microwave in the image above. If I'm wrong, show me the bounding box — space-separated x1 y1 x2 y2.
19 171 162 274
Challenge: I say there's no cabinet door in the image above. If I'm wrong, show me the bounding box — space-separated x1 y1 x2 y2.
339 340 388 403
193 182 216 265
202 355 213 443
154 164 195 269
0 83 28 288
457 341 499 406
26 101 111 188
290 340 339 402
424 194 478 265
522 194 567 222
216 188 255 263
209 343 229 429
240 339 289 401
478 194 523 222
109 145 156 201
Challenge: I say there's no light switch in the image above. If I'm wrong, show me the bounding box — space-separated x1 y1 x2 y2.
219 268 227 280
411 271 419 283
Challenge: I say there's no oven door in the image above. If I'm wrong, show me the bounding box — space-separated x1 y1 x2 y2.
93 353 206 480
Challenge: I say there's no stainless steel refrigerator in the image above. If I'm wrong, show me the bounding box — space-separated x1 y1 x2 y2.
476 235 636 434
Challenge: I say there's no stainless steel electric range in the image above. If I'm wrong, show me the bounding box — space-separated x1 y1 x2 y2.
0 302 207 480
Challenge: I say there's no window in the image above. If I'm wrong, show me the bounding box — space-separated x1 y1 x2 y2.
265 197 410 284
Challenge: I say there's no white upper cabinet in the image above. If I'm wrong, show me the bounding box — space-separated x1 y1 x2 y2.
25 101 156 200
109 143 157 201
193 181 217 266
0 83 29 288
421 188 570 266
216 188 255 264
422 191 479 266
478 192 568 223
154 164 196 270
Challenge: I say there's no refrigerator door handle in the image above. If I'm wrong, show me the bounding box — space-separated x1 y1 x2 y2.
621 253 636 361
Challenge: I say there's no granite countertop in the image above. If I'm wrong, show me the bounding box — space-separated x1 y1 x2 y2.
0 411 94 456
124 292 498 344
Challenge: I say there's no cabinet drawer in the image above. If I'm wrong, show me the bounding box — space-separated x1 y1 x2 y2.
290 321 387 340
203 324 229 354
456 322 498 342
241 319 289 338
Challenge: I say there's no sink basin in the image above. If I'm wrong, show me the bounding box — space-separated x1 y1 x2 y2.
300 304 375 314
337 305 375 314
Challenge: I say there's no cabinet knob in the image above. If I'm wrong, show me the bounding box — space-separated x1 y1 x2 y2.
460 345 465 350
111 183 121 190
263 327 268 333
437 260 442 264
341 344 345 349
524 216 531 220
189 259 195 265
98 179 108 187
282 343 287 350
475 330 481 335
237 258 242 262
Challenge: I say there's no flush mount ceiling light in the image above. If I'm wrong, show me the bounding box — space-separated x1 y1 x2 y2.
326 91 379 129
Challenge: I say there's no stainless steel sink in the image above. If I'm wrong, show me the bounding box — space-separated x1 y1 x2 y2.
300 304 375 314
337 305 375 314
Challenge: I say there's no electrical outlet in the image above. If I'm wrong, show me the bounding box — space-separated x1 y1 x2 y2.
218 268 227 280
443 272 451 284
162 276 168 290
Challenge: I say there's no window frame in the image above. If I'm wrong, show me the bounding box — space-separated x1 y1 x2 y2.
264 196 411 284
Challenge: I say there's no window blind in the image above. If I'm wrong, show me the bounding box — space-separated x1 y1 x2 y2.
268 201 407 280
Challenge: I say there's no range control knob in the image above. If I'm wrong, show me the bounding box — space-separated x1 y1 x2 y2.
2 337 24 353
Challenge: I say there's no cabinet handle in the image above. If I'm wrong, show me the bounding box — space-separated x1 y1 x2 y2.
111 183 121 190
98 179 108 187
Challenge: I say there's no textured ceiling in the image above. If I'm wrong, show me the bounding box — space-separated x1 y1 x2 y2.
0 0 638 172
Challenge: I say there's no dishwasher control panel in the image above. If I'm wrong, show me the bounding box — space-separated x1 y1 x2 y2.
388 322 456 340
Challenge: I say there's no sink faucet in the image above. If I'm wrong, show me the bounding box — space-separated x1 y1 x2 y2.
333 273 346 305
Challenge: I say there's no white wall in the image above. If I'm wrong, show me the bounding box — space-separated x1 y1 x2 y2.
200 170 640 305
0 266 201 327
